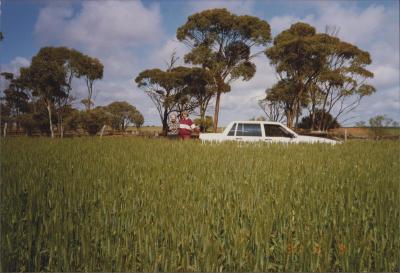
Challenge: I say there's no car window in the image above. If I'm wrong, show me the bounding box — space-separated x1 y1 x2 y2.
236 123 262 137
227 123 237 136
264 124 293 137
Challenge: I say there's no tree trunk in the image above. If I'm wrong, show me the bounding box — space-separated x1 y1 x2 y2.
287 115 293 128
310 100 316 131
286 110 294 128
100 125 106 138
46 104 54 138
87 97 91 111
320 111 327 132
162 109 169 136
3 122 7 138
86 79 94 111
58 112 64 138
200 104 206 133
213 92 221 133
16 112 20 135
294 100 301 129
318 87 331 131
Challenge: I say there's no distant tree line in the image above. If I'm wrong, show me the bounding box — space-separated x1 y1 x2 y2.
354 115 399 139
1 47 143 137
356 115 399 128
135 9 375 134
65 101 144 136
2 9 378 136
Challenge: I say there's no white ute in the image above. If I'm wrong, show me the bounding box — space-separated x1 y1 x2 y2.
199 121 338 144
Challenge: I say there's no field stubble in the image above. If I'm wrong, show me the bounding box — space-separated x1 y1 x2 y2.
1 138 399 271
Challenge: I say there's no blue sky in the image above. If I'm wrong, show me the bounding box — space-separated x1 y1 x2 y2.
1 0 399 126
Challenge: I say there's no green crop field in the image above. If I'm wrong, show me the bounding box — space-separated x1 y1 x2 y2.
1 138 399 272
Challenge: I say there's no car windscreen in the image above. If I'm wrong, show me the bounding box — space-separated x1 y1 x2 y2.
236 123 262 137
227 123 237 136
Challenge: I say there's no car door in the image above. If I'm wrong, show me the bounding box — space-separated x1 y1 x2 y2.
235 123 263 142
263 124 295 143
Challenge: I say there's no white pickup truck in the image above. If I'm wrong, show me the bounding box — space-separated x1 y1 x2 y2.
199 121 339 144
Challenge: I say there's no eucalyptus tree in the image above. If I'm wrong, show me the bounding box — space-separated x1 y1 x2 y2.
0 72 30 132
53 49 82 137
131 110 144 130
265 22 334 128
75 55 104 110
315 40 375 131
258 96 286 123
103 101 143 132
182 67 222 132
177 8 271 132
19 47 71 138
135 66 194 135
18 47 102 137
265 22 375 130
262 79 303 126
298 110 340 130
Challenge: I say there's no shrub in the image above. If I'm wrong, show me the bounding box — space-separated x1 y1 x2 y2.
78 108 110 135
298 110 340 130
194 115 213 132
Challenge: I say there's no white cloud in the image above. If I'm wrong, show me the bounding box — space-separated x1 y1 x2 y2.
32 0 165 125
370 41 399 68
0 57 31 92
34 0 163 80
355 86 400 121
309 3 386 44
67 2 161 50
309 3 399 121
35 1 162 50
370 65 400 90
149 38 189 68
269 3 387 44
270 14 315 35
0 56 30 75
124 1 400 124
25 0 399 125
267 2 399 123
33 3 74 45
209 55 277 124
186 0 255 15
101 49 137 79
269 15 298 35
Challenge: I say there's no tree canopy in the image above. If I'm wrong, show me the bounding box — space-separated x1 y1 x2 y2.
181 67 219 132
135 64 203 135
298 110 340 130
177 8 271 132
102 101 143 132
75 55 104 110
264 22 375 130
18 47 72 137
1 46 106 137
